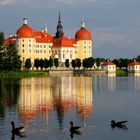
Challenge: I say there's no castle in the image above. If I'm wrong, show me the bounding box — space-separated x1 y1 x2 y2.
4 13 92 67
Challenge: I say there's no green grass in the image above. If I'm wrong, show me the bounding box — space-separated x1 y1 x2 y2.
116 69 127 76
0 71 49 79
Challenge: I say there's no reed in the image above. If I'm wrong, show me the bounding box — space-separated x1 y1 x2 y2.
0 71 49 79
116 69 127 76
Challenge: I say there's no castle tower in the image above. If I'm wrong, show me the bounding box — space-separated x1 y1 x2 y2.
55 12 63 38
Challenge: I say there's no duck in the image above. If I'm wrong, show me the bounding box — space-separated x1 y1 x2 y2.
69 121 81 134
111 120 128 129
11 121 26 136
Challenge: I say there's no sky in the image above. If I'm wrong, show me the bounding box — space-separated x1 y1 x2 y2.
0 0 140 59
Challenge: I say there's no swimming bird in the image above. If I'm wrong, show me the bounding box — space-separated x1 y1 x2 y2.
11 121 26 136
69 121 81 134
111 120 128 129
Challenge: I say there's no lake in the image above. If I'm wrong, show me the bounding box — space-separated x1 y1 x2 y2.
0 75 140 140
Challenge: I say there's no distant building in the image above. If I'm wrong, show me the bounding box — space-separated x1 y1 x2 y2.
4 13 93 68
127 60 140 73
102 60 116 73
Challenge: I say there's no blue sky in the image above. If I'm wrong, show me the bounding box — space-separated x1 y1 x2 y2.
0 0 140 58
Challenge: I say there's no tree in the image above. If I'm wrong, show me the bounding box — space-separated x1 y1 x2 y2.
0 32 4 46
82 59 86 69
87 57 95 69
3 43 22 70
39 59 44 70
112 59 119 67
71 59 76 69
75 58 81 69
34 58 40 70
49 57 53 69
136 55 140 62
25 58 32 70
65 59 69 68
44 59 50 69
95 58 101 68
0 45 5 70
54 58 59 68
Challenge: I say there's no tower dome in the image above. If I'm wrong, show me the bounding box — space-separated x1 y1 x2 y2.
17 18 34 38
75 21 92 40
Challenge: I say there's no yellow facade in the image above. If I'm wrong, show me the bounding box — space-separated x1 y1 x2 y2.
75 40 92 60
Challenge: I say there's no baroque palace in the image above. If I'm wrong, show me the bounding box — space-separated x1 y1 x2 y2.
4 13 92 67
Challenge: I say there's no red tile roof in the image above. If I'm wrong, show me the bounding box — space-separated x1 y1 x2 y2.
102 61 115 65
128 60 140 66
52 35 75 48
17 25 34 38
75 28 92 40
34 31 53 43
3 36 17 46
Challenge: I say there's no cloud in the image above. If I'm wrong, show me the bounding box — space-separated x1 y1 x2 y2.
94 28 126 45
0 0 97 6
0 0 16 5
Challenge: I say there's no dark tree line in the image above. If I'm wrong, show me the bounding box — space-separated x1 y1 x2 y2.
24 57 97 70
25 57 54 70
112 58 132 69
0 32 4 46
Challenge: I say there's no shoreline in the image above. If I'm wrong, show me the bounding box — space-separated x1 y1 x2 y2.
0 69 139 79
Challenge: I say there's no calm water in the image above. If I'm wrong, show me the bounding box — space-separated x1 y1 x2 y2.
0 76 140 140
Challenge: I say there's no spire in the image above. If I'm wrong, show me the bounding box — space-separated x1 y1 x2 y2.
44 23 48 33
81 20 86 28
58 11 61 23
55 12 63 38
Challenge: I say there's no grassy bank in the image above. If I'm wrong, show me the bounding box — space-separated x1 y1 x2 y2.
116 69 127 76
0 71 49 79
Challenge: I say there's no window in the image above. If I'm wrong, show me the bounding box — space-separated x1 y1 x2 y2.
44 50 46 53
22 44 24 47
29 39 31 42
22 39 24 42
70 54 72 59
29 49 31 53
40 50 42 53
22 49 25 53
63 54 65 59
29 44 31 48
44 45 46 48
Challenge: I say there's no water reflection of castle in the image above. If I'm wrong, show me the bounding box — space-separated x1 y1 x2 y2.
18 77 93 123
